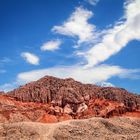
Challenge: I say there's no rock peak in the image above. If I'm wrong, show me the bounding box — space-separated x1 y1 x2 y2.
0 75 139 123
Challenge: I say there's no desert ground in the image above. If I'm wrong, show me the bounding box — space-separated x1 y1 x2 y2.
0 117 140 140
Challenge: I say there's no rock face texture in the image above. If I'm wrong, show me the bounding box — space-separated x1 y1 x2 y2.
0 75 139 123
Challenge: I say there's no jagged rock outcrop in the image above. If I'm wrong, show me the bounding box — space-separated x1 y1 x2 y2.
8 76 140 111
0 75 139 123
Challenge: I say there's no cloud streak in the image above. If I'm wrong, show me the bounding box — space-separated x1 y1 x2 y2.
86 0 99 6
17 64 139 85
0 82 18 92
52 0 140 68
77 0 140 68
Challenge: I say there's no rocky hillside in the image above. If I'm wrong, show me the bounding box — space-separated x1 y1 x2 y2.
0 76 140 123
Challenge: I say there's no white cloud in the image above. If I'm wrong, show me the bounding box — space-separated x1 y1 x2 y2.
0 57 11 63
40 39 62 51
17 64 139 85
86 0 99 6
119 69 140 79
78 0 140 68
0 58 11 68
0 82 17 92
21 52 39 65
52 7 96 44
97 81 115 87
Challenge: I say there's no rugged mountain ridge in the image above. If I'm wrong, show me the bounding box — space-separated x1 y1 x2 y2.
0 76 140 123
8 76 140 108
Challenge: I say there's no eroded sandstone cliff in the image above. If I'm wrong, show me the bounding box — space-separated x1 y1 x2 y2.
0 76 139 123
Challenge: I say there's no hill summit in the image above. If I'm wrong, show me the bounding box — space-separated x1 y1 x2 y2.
0 76 140 123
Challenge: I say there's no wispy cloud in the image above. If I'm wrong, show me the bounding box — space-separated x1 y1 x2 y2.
17 64 139 84
0 58 11 75
0 57 11 67
21 52 39 65
86 0 99 6
97 81 115 87
52 7 97 45
77 0 140 68
0 57 11 63
40 39 62 51
0 82 17 92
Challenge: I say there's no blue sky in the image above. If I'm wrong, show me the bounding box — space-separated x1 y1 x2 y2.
0 0 140 93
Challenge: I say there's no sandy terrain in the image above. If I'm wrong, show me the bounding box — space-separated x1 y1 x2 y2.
0 117 140 140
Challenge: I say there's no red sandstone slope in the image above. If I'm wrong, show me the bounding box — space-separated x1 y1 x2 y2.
0 76 140 123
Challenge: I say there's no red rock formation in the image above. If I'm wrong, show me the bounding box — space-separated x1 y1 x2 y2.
0 76 139 123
